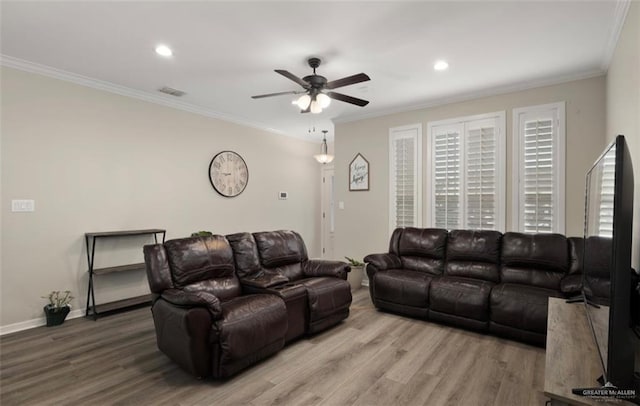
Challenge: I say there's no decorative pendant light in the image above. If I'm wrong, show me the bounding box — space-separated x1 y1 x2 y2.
314 130 334 164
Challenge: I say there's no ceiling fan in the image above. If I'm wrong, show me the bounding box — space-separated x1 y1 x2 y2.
251 57 370 114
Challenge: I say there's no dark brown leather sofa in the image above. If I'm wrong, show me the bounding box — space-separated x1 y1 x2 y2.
365 228 586 346
227 230 352 341
143 231 351 379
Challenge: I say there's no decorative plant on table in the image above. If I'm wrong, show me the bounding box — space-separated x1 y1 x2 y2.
344 257 365 290
42 290 74 327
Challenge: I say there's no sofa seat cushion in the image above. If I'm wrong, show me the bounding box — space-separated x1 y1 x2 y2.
373 269 433 308
215 294 287 364
429 276 494 321
297 277 352 322
490 283 562 334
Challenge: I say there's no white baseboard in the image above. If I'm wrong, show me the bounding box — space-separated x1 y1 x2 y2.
0 308 84 336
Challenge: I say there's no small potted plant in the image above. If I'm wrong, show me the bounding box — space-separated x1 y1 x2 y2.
345 256 365 291
42 290 73 326
191 231 213 237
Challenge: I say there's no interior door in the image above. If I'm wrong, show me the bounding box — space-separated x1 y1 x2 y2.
321 166 335 259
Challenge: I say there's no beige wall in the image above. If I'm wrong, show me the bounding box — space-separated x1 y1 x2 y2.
334 76 606 262
606 1 640 271
1 67 321 327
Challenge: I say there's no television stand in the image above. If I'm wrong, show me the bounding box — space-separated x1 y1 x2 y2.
544 298 632 405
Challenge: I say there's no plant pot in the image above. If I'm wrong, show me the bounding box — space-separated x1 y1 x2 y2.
44 305 70 327
348 266 364 290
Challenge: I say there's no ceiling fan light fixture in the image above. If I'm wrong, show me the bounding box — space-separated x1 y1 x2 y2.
316 93 331 108
310 99 322 114
296 94 311 110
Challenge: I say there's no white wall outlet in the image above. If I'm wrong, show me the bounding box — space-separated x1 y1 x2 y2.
278 191 288 200
338 201 345 210
11 199 35 212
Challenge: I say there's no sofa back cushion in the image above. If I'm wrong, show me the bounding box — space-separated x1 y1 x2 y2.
164 235 241 300
568 237 584 275
500 232 568 290
583 235 612 299
144 244 174 294
445 230 502 282
253 230 308 280
226 232 262 279
394 228 448 275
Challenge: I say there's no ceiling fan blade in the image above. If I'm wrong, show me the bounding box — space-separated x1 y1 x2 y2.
251 90 301 99
325 73 370 90
275 70 309 88
326 91 369 107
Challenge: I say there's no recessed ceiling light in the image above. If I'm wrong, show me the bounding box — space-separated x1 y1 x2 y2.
434 60 449 71
155 45 173 57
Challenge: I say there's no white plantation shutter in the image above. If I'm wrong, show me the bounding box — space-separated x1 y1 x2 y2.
522 119 554 232
598 147 616 236
428 113 505 231
433 126 462 229
389 124 422 234
513 102 565 234
466 124 497 229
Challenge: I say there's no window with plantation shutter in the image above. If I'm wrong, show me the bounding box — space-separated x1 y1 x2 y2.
389 124 422 234
513 102 565 234
427 112 506 231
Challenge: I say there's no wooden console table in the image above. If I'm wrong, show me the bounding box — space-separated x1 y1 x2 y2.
544 297 631 405
85 229 166 319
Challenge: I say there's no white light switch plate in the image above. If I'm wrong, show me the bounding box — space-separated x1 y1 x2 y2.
11 199 35 212
338 201 345 210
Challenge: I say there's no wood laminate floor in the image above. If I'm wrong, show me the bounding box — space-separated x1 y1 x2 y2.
0 288 547 406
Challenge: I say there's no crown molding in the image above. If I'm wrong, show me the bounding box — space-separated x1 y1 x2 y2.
333 68 605 124
0 55 310 141
601 0 631 71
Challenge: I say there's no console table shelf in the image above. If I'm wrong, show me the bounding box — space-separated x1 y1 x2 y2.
85 229 165 319
92 262 146 275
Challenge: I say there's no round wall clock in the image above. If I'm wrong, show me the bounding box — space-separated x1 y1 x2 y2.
208 151 249 197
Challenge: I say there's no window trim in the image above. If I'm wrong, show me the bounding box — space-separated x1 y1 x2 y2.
388 123 423 236
426 111 506 231
511 101 566 234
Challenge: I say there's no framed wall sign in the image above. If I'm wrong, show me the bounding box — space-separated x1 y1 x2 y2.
349 153 369 191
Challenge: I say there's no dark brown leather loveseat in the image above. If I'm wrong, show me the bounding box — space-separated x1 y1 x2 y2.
365 227 585 346
143 230 351 379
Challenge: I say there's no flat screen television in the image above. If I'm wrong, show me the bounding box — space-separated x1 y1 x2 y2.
582 134 637 392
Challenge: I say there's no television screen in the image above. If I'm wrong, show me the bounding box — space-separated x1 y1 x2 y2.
583 135 635 390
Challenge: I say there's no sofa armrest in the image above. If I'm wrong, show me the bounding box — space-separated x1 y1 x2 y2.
151 298 213 377
160 288 223 320
560 274 583 296
303 259 350 280
363 253 402 275
241 271 289 289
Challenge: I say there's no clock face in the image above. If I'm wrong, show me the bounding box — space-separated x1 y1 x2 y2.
208 151 248 197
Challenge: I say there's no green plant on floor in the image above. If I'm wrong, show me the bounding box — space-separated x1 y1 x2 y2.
191 231 213 237
42 290 74 310
344 256 365 267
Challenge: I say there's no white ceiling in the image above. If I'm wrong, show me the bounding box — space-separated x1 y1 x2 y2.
0 1 627 142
